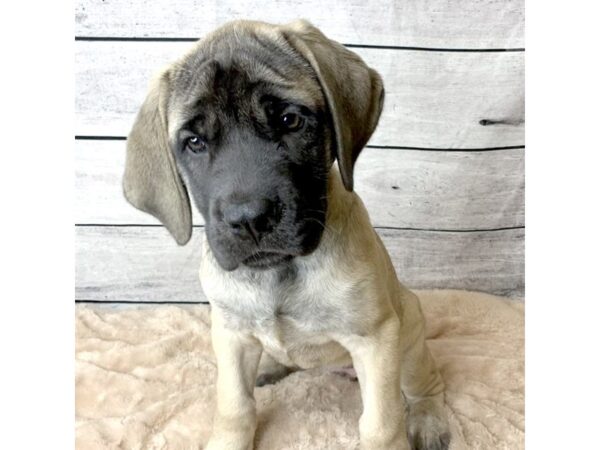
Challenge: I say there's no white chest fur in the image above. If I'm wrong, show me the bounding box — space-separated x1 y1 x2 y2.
198 235 363 367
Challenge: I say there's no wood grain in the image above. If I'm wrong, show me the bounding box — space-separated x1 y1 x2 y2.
75 226 524 301
74 1 526 300
75 0 525 49
76 140 524 229
75 42 525 148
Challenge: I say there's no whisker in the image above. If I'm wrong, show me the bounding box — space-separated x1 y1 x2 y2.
303 217 339 236
303 208 327 215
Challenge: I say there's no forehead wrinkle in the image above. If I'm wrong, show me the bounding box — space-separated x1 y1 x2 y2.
167 32 326 133
237 32 325 109
266 85 324 110
233 53 324 109
242 59 294 88
204 26 316 88
172 58 216 94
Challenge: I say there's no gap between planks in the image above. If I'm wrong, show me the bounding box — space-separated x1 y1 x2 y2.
73 135 525 153
74 224 525 233
74 36 525 53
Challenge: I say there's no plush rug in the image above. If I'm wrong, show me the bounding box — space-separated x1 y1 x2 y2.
75 290 524 449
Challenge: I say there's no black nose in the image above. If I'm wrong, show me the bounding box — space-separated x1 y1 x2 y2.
222 199 280 243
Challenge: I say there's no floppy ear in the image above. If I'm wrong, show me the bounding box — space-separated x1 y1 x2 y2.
282 20 385 191
122 70 192 245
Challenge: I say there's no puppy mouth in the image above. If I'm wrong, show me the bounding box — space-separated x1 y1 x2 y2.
242 251 294 269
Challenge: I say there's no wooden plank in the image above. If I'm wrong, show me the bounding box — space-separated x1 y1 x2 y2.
76 140 201 226
354 147 524 230
75 42 525 148
75 226 524 301
76 226 206 302
76 140 524 229
75 0 525 49
377 227 524 298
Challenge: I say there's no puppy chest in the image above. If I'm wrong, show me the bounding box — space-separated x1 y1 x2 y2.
201 259 363 365
220 298 330 342
215 289 350 366
220 286 352 332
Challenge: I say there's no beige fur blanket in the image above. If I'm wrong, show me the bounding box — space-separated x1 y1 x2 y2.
75 290 524 449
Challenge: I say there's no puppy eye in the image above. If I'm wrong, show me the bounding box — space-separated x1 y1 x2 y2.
279 113 304 131
184 135 207 154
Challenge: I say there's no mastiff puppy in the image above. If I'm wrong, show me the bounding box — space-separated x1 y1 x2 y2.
123 19 450 450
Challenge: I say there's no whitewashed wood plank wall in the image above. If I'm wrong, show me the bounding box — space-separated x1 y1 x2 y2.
74 0 525 302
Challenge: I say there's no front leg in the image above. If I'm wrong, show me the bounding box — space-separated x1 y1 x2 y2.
336 317 410 450
206 307 263 450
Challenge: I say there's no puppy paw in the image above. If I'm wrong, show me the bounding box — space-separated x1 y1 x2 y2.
206 420 256 450
406 397 451 450
205 436 253 450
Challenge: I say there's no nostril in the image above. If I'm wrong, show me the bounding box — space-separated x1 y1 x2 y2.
225 216 246 237
221 198 282 242
253 212 274 234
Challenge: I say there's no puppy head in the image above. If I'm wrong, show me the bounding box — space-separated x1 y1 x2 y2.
123 20 384 271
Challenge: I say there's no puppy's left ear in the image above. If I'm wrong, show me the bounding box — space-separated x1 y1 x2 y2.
282 20 385 191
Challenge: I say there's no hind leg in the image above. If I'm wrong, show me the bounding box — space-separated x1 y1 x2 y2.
255 352 297 387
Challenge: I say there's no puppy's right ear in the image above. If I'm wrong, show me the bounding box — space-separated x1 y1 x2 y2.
122 70 192 245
